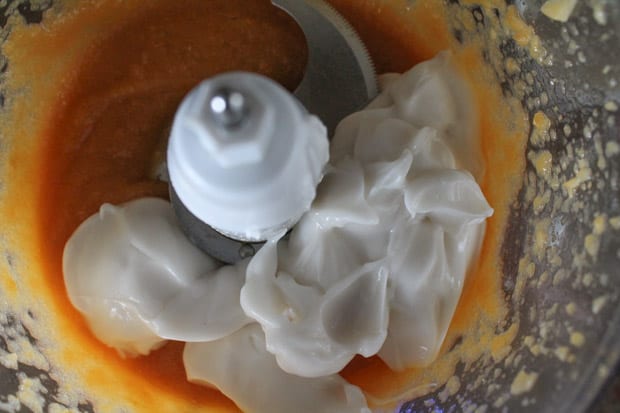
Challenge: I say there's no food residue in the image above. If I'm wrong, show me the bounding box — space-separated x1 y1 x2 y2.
510 369 539 396
541 0 578 23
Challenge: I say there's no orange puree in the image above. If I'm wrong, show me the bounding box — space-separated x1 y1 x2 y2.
0 0 528 411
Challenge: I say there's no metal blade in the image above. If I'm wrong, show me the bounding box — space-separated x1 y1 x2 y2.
272 0 378 135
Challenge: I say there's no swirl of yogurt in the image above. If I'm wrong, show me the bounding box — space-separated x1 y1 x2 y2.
240 52 493 376
63 198 251 356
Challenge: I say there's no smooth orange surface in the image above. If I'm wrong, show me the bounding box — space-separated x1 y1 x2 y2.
2 0 527 410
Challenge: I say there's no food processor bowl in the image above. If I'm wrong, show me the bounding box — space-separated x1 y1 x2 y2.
0 0 618 412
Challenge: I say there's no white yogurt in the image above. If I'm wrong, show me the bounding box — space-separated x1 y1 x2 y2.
63 52 492 412
184 324 370 413
241 52 492 375
62 198 250 355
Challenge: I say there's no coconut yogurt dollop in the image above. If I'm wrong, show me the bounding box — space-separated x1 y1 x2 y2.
63 52 492 412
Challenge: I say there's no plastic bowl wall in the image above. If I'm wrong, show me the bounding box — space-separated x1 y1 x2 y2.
0 1 619 412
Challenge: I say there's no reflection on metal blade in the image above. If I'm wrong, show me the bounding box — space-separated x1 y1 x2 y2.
272 0 378 135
